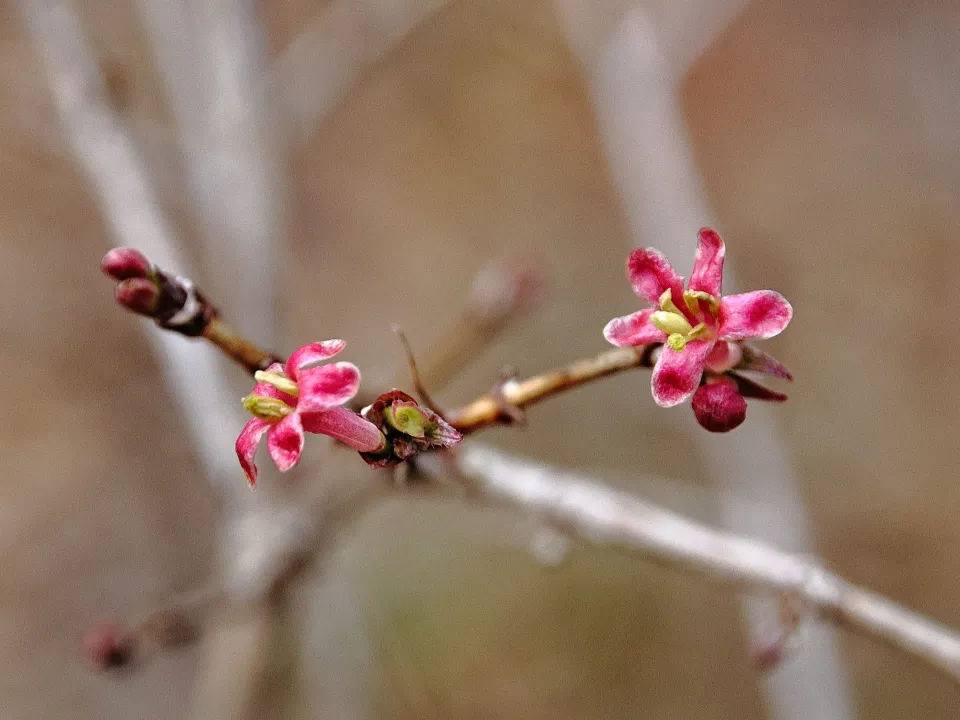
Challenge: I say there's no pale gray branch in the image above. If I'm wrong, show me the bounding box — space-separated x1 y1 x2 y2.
453 443 960 684
17 0 242 488
270 0 451 144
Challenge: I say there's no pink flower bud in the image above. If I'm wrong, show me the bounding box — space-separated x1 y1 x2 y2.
82 621 131 669
691 380 747 432
101 247 152 280
115 277 160 315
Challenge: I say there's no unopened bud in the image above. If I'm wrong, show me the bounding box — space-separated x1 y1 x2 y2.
115 277 160 315
101 247 152 280
691 380 747 432
384 403 426 438
82 621 131 669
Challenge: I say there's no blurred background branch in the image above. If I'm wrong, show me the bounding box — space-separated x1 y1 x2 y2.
9 0 960 718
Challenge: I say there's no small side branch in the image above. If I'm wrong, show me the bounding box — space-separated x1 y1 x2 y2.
449 444 960 683
446 345 655 432
101 250 283 375
202 316 282 376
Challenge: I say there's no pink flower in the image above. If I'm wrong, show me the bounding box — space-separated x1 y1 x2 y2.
603 228 793 408
235 340 386 487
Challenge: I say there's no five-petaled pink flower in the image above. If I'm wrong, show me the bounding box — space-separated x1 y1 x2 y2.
603 228 793 408
236 340 386 487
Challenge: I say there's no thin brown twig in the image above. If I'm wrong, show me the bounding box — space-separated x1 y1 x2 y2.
445 344 656 433
391 324 444 416
202 315 281 374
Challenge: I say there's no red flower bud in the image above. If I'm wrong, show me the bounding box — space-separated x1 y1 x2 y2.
115 277 160 315
691 380 747 433
82 621 131 669
100 247 152 280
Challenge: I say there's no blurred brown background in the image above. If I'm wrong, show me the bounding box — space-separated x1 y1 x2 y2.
3 0 960 717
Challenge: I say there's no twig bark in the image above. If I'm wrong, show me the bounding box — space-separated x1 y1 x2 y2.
448 443 960 684
446 345 654 432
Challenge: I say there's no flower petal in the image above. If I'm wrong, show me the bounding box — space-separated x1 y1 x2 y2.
285 340 346 380
602 309 667 347
266 413 304 472
297 362 361 412
737 343 793 380
627 248 685 305
236 418 271 488
688 228 725 296
302 406 385 453
650 339 714 407
718 291 793 341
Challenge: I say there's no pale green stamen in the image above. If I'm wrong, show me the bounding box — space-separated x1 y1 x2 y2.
683 289 720 315
658 288 683 315
651 310 694 336
254 370 299 397
242 393 294 421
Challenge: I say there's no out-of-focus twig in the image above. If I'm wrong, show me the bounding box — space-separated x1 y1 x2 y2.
189 600 280 720
270 0 452 145
438 443 960 684
17 0 242 491
413 255 545 393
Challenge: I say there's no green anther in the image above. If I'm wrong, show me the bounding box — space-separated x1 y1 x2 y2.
254 370 299 396
667 333 687 351
651 310 694 336
242 393 294 421
683 290 720 315
687 322 709 340
658 288 684 315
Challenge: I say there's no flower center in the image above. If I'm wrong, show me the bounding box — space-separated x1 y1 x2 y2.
650 288 718 351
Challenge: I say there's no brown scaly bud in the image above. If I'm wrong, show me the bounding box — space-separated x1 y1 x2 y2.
101 248 216 336
82 621 132 669
100 247 152 280
359 390 462 468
